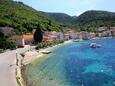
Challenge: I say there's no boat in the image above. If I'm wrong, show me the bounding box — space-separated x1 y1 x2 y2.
90 43 102 48
73 39 81 42
42 51 52 54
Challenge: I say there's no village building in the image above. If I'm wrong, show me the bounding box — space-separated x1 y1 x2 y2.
64 33 70 40
43 31 64 42
82 32 91 40
82 32 96 40
75 32 82 39
69 32 82 39
97 27 111 37
110 27 115 37
89 32 96 39
8 34 33 47
63 29 83 40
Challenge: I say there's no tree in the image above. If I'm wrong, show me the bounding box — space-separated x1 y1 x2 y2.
0 29 16 50
34 25 43 44
0 30 7 49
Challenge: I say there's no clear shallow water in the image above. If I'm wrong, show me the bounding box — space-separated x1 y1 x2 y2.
24 38 115 86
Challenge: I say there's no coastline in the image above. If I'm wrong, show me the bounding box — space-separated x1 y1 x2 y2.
22 37 113 65
22 40 72 65
21 38 115 86
18 40 72 86
18 37 114 86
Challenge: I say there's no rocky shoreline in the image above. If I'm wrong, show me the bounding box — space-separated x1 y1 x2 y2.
17 40 72 86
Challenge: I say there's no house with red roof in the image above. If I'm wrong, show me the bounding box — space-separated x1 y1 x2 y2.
8 34 33 47
43 31 64 42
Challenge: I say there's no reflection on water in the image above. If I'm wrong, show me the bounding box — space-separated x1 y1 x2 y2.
24 38 115 86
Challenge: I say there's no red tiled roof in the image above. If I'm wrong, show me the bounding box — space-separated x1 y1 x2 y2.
23 35 33 40
8 35 23 39
9 34 33 40
75 32 82 34
89 32 95 34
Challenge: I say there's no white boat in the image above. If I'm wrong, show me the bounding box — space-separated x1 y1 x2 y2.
73 39 81 42
42 51 52 54
90 43 101 48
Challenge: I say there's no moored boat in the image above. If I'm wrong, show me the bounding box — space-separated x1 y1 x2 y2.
90 43 102 48
73 39 81 42
42 51 52 54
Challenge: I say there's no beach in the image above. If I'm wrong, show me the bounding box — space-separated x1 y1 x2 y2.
22 40 72 65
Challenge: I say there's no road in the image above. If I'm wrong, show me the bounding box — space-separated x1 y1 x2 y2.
0 50 18 86
0 45 32 86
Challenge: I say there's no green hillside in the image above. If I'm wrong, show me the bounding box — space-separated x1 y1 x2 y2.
0 0 115 33
41 12 76 24
0 0 62 49
0 0 61 35
75 10 115 31
40 12 77 31
41 10 115 32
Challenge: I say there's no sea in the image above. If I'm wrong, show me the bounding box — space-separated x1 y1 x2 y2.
23 38 115 86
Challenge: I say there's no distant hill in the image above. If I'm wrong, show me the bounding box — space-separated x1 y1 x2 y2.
75 10 115 31
0 0 61 35
46 13 77 24
40 12 78 31
41 10 115 32
41 12 77 24
0 0 115 33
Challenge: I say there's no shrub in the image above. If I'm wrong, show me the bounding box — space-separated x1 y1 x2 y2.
36 40 64 50
7 40 16 50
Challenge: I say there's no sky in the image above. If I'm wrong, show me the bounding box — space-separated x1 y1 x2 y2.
15 0 115 16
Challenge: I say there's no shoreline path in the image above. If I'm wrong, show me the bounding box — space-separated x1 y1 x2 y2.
0 40 71 86
0 45 32 86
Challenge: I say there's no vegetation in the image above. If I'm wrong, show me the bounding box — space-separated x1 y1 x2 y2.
33 25 43 43
1 0 115 33
43 10 115 32
0 29 16 50
16 76 22 86
41 12 78 31
0 0 61 35
36 40 64 50
0 0 115 50
75 10 115 32
0 0 62 49
0 0 115 33
41 12 76 24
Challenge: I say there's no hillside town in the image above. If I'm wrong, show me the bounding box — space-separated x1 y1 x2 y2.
1 0 115 86
1 26 115 47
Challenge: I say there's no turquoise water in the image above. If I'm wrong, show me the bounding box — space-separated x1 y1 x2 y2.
24 38 115 86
